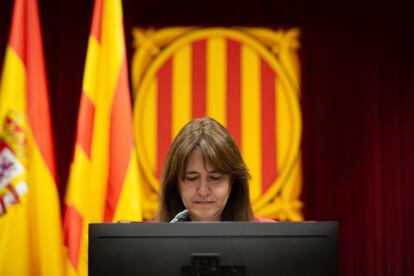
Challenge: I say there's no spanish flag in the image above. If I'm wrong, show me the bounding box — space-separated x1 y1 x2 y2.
63 0 142 275
0 0 64 275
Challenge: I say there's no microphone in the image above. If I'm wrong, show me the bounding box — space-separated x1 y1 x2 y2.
170 209 190 223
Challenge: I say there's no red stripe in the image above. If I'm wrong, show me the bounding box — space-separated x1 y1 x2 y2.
63 204 83 270
9 0 25 61
261 58 278 193
192 40 207 118
226 39 242 149
104 56 132 222
75 92 95 159
156 58 173 179
90 0 103 43
10 0 56 180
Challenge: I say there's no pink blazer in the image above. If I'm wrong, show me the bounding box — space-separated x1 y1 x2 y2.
254 216 276 222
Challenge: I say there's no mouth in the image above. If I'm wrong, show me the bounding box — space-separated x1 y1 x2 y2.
194 201 215 205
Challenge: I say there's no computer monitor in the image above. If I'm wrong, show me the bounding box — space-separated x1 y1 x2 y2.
89 221 338 276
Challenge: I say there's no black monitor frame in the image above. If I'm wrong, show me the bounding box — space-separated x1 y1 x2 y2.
89 221 338 276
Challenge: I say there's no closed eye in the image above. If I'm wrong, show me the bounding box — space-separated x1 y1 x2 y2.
209 174 223 182
184 174 199 182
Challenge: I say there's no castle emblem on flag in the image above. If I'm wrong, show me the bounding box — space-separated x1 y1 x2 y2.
0 110 28 215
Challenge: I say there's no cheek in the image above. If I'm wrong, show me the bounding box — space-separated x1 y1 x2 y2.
178 183 193 203
216 184 231 203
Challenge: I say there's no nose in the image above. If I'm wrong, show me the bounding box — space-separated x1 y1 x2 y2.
196 177 210 196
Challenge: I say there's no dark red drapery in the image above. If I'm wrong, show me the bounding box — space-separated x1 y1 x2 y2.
301 2 414 274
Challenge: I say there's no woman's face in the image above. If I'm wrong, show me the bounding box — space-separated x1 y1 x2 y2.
178 148 231 221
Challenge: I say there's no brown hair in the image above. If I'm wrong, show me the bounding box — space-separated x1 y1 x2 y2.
157 117 254 221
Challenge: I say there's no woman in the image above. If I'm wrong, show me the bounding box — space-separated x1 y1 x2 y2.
157 117 270 222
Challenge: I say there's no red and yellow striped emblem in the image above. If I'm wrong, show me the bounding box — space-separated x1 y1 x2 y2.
132 27 302 220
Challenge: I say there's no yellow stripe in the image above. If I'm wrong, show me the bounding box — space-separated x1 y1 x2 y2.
89 102 109 222
27 135 64 275
65 145 95 217
0 197 30 275
81 37 100 102
172 44 192 137
0 47 27 119
241 45 262 200
100 0 124 99
113 151 142 221
206 37 226 125
69 146 103 220
276 79 288 170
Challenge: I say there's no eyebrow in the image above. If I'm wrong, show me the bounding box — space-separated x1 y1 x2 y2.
185 171 200 175
184 170 222 174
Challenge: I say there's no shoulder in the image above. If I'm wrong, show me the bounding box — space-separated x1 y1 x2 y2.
254 216 276 222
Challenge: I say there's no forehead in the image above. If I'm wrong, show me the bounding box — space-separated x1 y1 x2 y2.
185 148 215 172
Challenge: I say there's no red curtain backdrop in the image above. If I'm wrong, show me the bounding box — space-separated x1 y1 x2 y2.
301 2 414 274
1 0 413 275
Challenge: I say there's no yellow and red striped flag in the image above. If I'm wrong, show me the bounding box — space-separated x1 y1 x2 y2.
63 0 142 275
0 0 65 275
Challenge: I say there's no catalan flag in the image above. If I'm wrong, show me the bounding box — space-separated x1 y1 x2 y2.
63 0 142 275
0 0 64 275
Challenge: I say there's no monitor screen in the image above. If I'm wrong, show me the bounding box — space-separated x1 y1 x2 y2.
89 221 338 276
